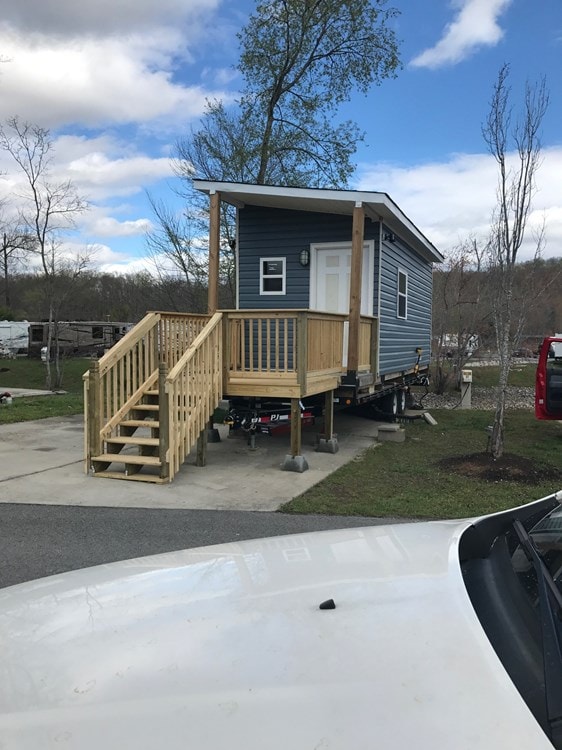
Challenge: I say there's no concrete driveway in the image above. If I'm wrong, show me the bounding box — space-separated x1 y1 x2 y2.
0 411 383 511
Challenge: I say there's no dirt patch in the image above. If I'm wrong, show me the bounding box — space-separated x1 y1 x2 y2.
438 452 562 485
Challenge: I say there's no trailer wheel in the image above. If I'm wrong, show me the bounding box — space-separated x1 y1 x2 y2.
397 389 407 415
381 391 398 417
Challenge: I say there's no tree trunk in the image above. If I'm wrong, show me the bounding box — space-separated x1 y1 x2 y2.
44 304 53 391
490 325 511 459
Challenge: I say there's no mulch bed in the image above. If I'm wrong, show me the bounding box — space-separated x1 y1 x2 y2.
439 452 562 485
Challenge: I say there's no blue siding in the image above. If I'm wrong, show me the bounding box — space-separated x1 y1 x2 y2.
238 205 380 310
378 228 433 375
237 205 433 377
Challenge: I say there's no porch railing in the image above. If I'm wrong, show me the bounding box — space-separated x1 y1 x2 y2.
222 310 351 393
163 312 223 480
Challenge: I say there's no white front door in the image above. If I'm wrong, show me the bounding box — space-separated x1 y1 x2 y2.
310 242 374 365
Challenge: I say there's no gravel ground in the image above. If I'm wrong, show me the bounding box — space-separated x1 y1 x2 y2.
413 385 534 411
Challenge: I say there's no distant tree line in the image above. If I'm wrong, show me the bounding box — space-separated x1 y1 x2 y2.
0 268 235 324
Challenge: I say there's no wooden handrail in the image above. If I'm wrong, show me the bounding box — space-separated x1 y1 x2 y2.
97 313 159 376
164 312 224 480
167 313 223 382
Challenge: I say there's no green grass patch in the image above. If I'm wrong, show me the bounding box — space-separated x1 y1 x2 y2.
0 357 89 391
0 357 88 423
280 409 561 520
471 363 536 388
0 393 84 424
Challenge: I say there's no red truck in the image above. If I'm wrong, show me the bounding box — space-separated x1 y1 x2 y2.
535 336 562 420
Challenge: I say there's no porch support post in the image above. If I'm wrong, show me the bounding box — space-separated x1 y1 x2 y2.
281 398 309 472
88 361 102 467
316 390 338 454
158 363 170 480
208 190 221 314
196 426 208 467
347 202 365 373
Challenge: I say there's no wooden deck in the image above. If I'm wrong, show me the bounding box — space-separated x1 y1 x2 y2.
84 310 377 482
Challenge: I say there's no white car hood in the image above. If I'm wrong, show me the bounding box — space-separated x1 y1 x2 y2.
0 520 552 749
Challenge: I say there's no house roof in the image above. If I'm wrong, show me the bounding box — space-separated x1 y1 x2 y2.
193 180 444 264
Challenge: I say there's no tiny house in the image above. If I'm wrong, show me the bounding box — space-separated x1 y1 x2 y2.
194 181 443 413
84 182 443 483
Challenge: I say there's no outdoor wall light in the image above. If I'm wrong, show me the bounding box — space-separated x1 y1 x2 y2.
299 248 310 267
384 232 396 243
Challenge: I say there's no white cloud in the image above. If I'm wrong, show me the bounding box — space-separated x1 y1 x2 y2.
84 216 153 239
411 0 512 69
357 146 562 262
0 0 220 39
0 27 227 129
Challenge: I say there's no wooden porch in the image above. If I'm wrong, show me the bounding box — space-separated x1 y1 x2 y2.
84 309 377 483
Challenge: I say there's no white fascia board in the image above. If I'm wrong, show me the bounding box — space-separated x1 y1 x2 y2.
192 180 444 263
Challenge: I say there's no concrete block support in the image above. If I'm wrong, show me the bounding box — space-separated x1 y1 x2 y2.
281 454 309 473
377 424 406 443
316 437 339 454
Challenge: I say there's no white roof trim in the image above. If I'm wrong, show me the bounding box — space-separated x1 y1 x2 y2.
193 180 444 263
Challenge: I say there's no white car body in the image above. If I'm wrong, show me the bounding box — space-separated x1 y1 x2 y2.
0 510 556 749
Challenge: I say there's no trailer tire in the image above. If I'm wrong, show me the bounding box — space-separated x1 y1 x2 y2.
397 389 407 415
381 391 398 417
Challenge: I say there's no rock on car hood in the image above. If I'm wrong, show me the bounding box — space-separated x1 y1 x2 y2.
0 518 553 749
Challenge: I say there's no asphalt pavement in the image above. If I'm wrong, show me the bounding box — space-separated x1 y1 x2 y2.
0 503 400 588
0 408 409 588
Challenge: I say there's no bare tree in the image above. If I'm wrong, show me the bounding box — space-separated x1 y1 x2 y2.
0 203 37 311
482 64 549 458
0 117 89 388
432 239 485 394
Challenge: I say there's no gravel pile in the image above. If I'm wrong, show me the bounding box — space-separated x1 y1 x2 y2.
413 386 534 411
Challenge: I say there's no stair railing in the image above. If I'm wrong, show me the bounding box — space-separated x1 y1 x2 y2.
85 313 161 469
84 312 211 472
163 312 223 481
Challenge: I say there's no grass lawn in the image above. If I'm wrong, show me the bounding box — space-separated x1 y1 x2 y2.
280 409 562 520
0 357 88 423
471 362 536 387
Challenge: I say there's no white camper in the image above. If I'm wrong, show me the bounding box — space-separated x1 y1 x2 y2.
0 320 29 356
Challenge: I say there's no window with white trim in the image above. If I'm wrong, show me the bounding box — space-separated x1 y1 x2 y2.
397 269 408 319
260 257 286 295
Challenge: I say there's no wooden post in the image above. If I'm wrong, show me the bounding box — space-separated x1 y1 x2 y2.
290 398 302 457
324 390 334 439
296 312 308 394
208 191 221 314
158 363 170 480
315 389 338 454
88 361 102 464
196 427 208 466
347 203 365 373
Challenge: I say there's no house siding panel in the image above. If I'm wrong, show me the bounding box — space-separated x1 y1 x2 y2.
378 230 433 376
238 205 380 310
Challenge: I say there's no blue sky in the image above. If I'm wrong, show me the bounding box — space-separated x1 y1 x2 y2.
0 0 560 272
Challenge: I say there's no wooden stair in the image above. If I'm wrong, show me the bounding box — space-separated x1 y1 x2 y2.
91 388 168 483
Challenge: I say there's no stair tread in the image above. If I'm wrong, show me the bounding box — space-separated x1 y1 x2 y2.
106 436 159 446
93 453 161 466
92 471 167 484
120 419 160 428
132 404 159 411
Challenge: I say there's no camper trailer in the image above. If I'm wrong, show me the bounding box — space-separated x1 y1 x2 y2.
28 321 132 358
0 320 30 356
